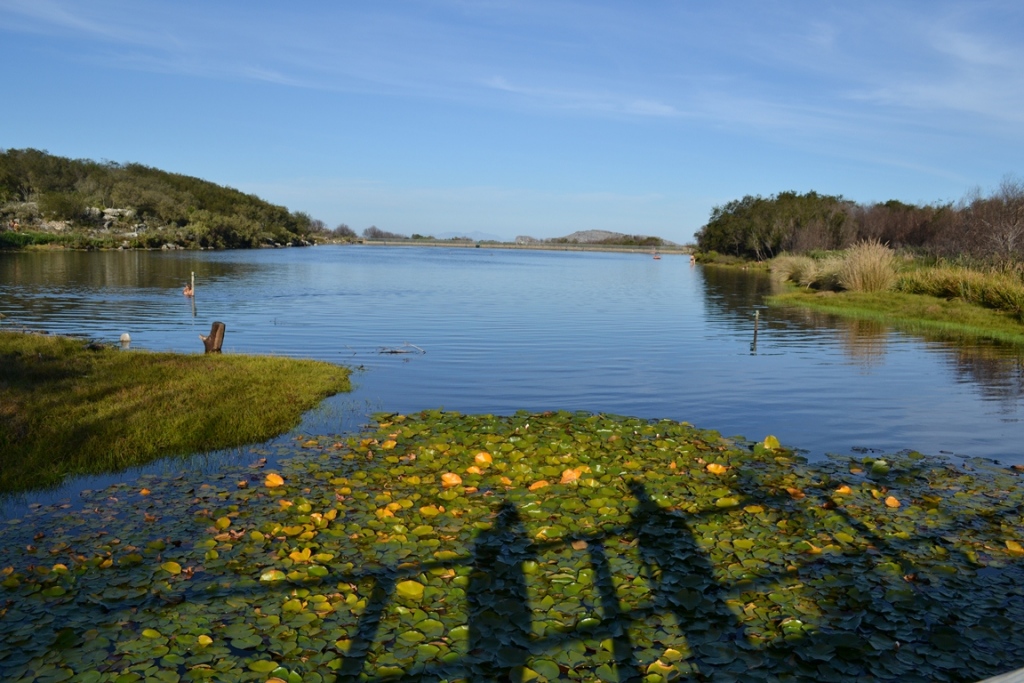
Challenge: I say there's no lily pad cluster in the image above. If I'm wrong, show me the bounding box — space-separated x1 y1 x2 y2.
2 410 1024 682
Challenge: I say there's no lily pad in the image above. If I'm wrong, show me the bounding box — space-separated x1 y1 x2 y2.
395 580 425 602
1 410 1023 683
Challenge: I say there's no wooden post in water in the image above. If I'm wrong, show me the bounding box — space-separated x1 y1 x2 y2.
191 271 195 295
751 310 759 352
200 321 225 353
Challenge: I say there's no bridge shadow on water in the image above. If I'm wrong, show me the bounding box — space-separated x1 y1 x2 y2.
25 461 1022 683
322 470 1024 683
334 482 753 681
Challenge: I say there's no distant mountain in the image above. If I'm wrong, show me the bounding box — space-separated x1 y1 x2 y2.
562 230 627 243
516 230 674 247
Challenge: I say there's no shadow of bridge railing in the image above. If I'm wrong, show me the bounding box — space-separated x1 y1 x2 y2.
325 468 1024 682
55 464 1024 682
333 485 749 682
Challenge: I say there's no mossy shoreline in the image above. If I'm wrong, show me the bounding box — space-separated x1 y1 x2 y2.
768 289 1024 346
0 330 351 493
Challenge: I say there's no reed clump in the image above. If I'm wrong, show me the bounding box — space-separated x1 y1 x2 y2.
770 255 817 287
770 244 889 293
837 240 898 293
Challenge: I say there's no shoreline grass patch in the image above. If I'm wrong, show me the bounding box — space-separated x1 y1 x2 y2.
768 289 1024 346
1 410 1022 681
897 266 1024 320
0 331 351 493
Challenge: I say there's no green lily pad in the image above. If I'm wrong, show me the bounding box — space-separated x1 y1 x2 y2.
395 580 425 602
260 569 286 582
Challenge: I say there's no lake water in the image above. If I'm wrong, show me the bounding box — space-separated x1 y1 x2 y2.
4 245 1024 511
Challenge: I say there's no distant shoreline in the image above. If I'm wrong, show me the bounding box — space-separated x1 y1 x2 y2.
351 240 693 255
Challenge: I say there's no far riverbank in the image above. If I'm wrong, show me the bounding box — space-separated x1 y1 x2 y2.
352 240 693 255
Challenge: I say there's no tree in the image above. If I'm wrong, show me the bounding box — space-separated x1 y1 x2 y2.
363 226 406 240
332 223 356 239
962 176 1024 264
695 191 853 259
37 192 87 222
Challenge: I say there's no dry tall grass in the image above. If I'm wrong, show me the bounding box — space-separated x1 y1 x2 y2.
770 254 844 290
837 240 897 292
898 266 1024 320
813 256 844 291
770 255 816 286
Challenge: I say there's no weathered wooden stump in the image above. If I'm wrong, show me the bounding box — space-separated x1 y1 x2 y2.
200 321 225 353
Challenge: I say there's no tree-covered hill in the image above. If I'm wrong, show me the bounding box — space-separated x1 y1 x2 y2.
0 149 324 250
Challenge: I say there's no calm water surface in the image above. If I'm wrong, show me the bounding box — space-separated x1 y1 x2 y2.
3 246 1024 511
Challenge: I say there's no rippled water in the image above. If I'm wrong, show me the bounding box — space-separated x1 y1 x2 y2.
4 245 1024 510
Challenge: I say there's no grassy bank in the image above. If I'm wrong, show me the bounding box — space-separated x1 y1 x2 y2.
767 244 1024 345
768 289 1024 346
1 410 1022 681
0 331 350 493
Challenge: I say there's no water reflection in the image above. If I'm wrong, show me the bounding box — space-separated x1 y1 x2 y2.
699 265 1024 402
698 265 776 323
948 342 1024 410
4 247 1024 492
0 249 258 291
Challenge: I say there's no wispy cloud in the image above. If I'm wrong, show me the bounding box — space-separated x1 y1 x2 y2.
0 0 138 42
483 76 682 118
3 0 1022 158
833 11 1024 126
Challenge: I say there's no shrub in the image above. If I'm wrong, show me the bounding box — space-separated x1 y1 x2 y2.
37 192 87 222
812 256 844 291
838 240 897 292
770 254 815 285
770 253 843 290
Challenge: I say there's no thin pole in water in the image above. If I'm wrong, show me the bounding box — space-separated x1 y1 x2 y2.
751 310 759 353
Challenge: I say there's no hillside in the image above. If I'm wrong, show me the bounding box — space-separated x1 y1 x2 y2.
0 149 321 250
516 229 670 247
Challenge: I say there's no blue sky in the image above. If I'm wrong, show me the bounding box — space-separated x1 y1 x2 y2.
1 1 1022 243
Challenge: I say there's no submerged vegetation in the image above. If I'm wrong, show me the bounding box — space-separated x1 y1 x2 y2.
0 331 351 493
1 410 1022 681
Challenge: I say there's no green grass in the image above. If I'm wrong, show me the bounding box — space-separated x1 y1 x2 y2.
0 231 61 249
0 331 351 493
897 266 1024 320
768 289 1024 345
